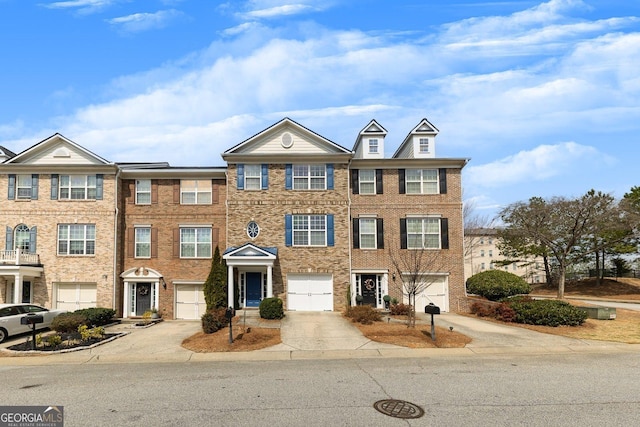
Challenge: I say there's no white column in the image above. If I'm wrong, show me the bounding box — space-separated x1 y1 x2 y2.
13 274 22 304
123 281 130 318
227 265 234 308
266 265 273 298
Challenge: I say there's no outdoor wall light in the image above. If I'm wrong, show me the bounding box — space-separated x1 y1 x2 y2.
160 277 167 290
392 273 396 282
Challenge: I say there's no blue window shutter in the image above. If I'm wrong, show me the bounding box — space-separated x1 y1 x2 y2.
7 174 15 200
31 174 39 200
285 214 292 246
50 174 59 200
29 226 37 253
261 164 268 190
5 226 13 250
327 214 334 246
96 174 104 200
237 164 244 190
326 164 334 190
285 164 292 190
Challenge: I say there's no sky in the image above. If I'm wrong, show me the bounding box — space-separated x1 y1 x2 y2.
1 0 639 220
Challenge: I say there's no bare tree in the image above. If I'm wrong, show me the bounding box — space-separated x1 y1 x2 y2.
388 238 446 328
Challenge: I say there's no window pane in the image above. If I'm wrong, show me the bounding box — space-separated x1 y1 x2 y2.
197 192 212 204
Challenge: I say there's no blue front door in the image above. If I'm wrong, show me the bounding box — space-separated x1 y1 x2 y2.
246 272 262 307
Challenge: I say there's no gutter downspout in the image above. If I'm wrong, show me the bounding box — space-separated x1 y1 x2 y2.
113 167 121 313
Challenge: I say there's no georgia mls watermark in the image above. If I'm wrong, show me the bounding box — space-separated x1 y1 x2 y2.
0 406 63 427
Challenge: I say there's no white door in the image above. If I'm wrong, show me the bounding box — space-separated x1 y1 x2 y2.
175 284 206 320
404 276 449 312
287 274 333 311
56 283 97 311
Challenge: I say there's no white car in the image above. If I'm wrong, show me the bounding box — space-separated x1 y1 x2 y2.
0 304 67 343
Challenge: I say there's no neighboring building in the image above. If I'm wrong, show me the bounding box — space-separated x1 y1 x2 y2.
464 228 545 284
0 134 120 312
1 117 469 317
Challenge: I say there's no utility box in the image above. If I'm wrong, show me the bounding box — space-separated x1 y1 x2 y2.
576 306 616 320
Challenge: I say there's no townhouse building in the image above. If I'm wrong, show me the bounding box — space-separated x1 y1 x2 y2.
0 118 469 318
464 228 546 284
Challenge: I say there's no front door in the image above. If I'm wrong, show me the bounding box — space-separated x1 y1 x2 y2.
135 283 152 315
21 281 31 303
246 272 262 308
361 275 377 307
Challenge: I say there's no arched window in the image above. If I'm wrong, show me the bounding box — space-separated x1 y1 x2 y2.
15 225 30 252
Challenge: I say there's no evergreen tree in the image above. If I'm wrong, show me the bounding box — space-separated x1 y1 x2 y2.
203 246 228 310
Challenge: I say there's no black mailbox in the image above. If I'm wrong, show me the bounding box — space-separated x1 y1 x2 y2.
20 313 44 325
424 303 440 315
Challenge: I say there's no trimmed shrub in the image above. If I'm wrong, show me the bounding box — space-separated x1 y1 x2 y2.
51 312 89 333
201 307 229 334
466 270 531 301
74 308 116 327
259 297 284 319
389 303 411 316
345 305 381 324
507 297 588 327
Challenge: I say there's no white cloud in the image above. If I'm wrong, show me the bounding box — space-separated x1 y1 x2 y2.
43 0 119 14
465 142 609 188
107 9 184 33
243 4 315 19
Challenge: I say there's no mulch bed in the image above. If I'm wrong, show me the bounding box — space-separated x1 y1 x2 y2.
6 333 121 353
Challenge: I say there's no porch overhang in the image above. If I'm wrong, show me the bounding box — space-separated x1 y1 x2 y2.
223 244 277 267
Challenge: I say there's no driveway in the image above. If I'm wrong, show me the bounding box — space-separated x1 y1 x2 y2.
260 311 402 351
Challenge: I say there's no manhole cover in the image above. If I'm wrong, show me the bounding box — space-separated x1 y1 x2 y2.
373 399 425 419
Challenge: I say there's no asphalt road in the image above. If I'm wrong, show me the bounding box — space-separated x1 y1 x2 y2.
1 353 639 426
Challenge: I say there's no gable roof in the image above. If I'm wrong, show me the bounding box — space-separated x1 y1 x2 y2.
222 117 352 161
392 118 439 158
4 133 112 165
0 146 17 162
352 119 387 152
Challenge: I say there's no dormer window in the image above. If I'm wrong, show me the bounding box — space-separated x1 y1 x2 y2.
368 139 378 154
419 138 430 153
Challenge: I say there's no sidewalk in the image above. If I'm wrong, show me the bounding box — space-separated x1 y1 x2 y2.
1 311 637 366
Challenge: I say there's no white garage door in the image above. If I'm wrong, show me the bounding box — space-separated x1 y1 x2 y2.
56 283 97 311
175 284 206 320
287 274 333 311
403 276 449 312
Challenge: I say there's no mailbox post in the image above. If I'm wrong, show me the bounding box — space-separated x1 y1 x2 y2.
20 313 44 350
225 306 235 344
424 303 440 341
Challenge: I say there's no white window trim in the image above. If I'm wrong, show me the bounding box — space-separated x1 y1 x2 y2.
406 217 441 250
57 224 96 256
293 164 327 190
292 214 327 246
135 179 151 205
135 227 151 258
16 175 32 199
180 227 212 258
359 218 377 249
244 164 262 191
358 169 376 194
405 169 439 195
59 175 96 200
180 179 212 205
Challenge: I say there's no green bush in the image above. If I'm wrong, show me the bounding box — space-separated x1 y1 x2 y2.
466 270 531 301
201 307 229 334
74 308 116 326
259 297 284 319
51 312 89 333
507 297 587 327
345 305 381 324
